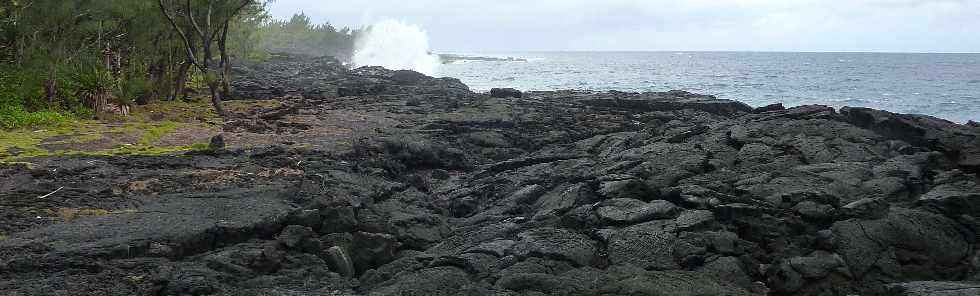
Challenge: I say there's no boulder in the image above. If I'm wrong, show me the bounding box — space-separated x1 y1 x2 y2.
841 107 980 172
350 232 400 273
325 246 355 278
276 225 321 252
832 208 970 278
321 204 358 234
596 199 682 224
787 251 849 279
698 256 754 289
579 91 753 117
490 88 523 98
607 220 680 270
597 178 658 201
919 177 980 217
674 210 717 232
754 103 785 113
513 228 597 267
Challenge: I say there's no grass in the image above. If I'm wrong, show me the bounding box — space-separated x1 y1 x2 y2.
0 98 283 163
0 99 222 163
58 208 111 222
0 104 77 130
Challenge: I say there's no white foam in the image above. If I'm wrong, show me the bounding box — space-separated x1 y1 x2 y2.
353 19 440 76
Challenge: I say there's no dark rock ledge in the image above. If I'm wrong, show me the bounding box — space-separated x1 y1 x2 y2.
1 54 979 296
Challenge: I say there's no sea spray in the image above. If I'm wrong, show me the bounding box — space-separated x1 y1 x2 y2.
353 19 440 76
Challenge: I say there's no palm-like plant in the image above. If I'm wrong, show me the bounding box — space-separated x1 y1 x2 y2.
69 65 114 119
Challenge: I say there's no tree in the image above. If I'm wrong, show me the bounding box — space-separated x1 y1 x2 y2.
158 0 254 117
254 13 359 62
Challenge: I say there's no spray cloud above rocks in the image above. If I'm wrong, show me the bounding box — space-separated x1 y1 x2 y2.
353 19 441 76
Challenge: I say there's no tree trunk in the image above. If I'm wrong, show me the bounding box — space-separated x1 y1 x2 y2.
219 22 232 97
172 60 191 101
44 64 57 109
207 80 226 116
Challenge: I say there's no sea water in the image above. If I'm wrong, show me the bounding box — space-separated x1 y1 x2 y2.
440 51 980 123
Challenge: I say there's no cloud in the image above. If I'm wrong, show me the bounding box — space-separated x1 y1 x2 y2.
267 0 980 52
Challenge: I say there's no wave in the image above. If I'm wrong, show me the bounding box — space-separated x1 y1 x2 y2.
353 19 440 76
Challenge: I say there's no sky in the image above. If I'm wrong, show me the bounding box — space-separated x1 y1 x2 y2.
267 0 980 53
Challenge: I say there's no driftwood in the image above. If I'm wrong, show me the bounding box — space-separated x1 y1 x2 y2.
37 187 65 199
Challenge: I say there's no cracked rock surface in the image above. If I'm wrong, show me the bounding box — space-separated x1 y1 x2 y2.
2 54 979 296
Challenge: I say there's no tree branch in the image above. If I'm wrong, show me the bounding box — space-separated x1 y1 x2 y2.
185 0 206 40
158 0 203 71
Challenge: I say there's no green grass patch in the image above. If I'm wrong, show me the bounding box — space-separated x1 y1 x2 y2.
130 99 218 122
0 104 76 130
1 115 210 163
132 121 185 145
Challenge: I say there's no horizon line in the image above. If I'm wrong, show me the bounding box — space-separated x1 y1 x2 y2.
436 50 980 55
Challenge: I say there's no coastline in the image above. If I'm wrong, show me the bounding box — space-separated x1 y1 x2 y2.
1 54 979 295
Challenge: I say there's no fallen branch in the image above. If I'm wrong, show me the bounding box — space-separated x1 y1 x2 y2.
38 187 65 199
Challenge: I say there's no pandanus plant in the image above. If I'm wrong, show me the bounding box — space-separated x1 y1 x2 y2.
69 65 115 119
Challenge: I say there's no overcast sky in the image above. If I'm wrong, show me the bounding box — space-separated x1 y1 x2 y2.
268 0 980 53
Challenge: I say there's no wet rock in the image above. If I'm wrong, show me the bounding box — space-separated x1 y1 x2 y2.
596 199 682 224
513 228 597 267
490 88 523 98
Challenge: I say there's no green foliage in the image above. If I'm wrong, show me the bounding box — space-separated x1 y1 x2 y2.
255 13 359 61
0 104 74 129
118 75 153 106
68 65 114 101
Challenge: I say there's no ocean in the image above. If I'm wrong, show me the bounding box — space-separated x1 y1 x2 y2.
438 52 980 123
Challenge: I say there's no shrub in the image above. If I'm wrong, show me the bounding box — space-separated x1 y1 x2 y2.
0 103 74 129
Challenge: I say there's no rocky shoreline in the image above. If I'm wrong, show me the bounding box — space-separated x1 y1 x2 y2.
2 54 979 296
